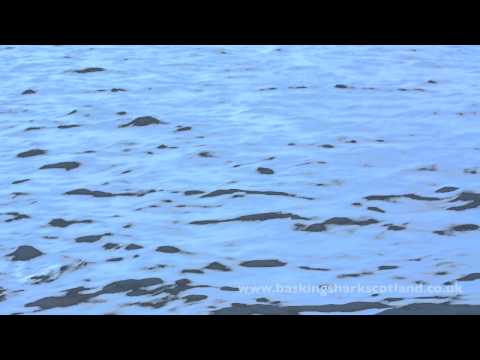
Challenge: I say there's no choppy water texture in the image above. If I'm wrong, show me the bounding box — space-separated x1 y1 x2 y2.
1 45 480 315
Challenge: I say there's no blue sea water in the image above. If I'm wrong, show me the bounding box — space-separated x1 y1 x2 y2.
1 45 480 314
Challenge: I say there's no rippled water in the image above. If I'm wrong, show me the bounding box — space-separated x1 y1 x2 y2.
1 45 480 314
